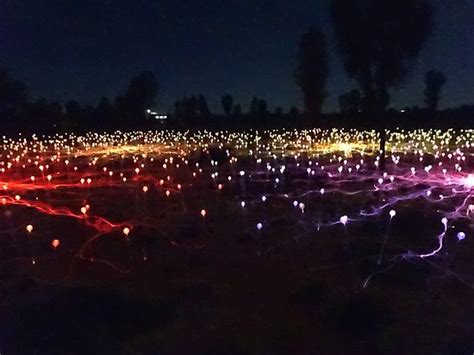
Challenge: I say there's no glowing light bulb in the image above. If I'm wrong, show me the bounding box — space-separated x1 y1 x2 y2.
389 210 396 218
123 227 130 236
457 232 466 241
257 222 263 231
340 215 348 225
201 209 207 218
299 202 305 213
52 239 60 248
26 224 33 233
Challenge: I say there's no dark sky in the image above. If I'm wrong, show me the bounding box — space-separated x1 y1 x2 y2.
1 0 473 113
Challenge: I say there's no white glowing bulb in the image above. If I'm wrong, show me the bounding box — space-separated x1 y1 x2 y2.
123 227 130 236
257 223 263 231
340 215 348 225
26 224 33 233
389 210 396 218
457 232 466 241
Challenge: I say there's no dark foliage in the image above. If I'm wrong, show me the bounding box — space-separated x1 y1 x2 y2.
295 27 329 115
424 69 447 111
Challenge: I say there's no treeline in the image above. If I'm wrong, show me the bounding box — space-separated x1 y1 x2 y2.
0 70 159 134
1 0 473 134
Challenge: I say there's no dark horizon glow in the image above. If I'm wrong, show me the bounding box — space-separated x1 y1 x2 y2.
1 0 473 114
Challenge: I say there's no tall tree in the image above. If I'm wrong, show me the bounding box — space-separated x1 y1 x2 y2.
0 68 28 120
197 95 210 120
119 71 159 126
221 94 233 116
424 69 447 111
250 96 260 115
330 0 433 168
295 27 329 115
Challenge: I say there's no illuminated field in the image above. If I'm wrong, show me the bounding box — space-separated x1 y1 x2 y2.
0 128 473 288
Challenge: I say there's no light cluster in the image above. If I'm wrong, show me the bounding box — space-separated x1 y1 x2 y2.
0 128 472 287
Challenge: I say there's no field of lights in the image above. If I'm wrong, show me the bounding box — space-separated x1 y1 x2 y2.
0 128 473 289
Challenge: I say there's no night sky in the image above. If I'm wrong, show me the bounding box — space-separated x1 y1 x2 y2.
1 0 473 113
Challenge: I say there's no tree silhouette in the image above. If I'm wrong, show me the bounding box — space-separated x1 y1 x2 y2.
118 71 159 127
424 70 447 111
330 0 433 168
232 104 242 117
257 99 268 115
295 27 328 115
0 68 28 121
197 95 210 120
250 97 260 115
288 106 300 117
94 97 113 129
339 89 362 113
221 94 233 116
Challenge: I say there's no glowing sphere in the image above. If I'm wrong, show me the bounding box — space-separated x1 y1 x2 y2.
340 215 348 225
123 227 130 236
457 232 466 241
389 210 396 218
52 239 60 248
200 209 207 218
26 224 33 233
257 223 263 231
